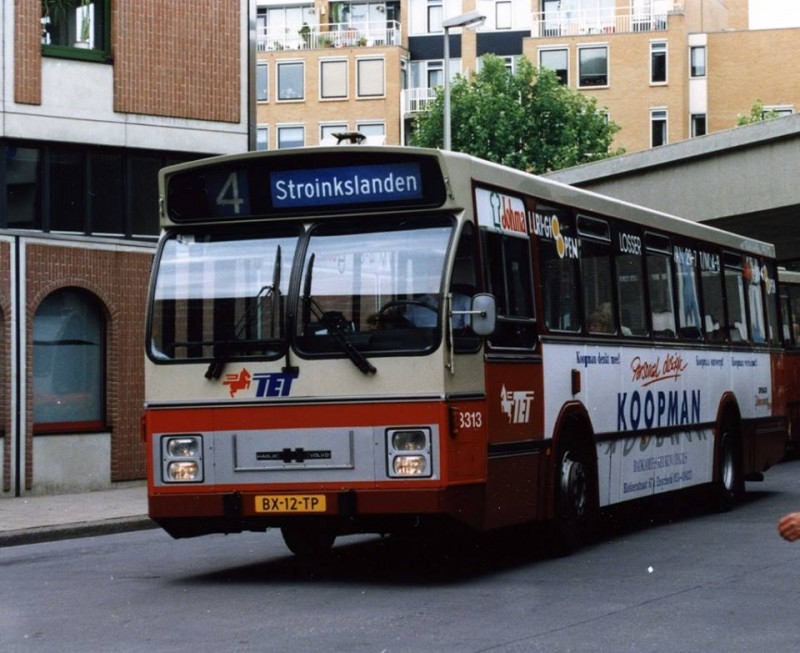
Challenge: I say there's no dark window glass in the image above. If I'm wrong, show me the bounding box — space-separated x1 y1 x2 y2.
5 146 42 229
130 156 161 236
50 148 85 232
90 151 124 235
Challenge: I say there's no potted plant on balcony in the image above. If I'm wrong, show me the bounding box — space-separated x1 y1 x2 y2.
299 23 311 49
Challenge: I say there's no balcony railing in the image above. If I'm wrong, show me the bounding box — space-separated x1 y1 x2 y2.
531 2 682 38
402 87 437 116
257 21 401 51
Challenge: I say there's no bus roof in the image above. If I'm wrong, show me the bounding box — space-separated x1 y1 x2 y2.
159 145 775 259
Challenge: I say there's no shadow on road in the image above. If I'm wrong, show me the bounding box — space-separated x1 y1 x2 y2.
180 484 778 586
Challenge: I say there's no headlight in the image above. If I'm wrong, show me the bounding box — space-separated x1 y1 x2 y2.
162 434 204 483
387 428 432 478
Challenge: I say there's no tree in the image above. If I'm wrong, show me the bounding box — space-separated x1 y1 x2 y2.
736 100 782 126
410 55 623 174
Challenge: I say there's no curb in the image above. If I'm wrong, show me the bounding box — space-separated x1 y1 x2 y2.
0 516 158 548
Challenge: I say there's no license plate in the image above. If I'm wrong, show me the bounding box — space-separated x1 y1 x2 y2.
255 494 327 513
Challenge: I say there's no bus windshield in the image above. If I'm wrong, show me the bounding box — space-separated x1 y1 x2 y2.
148 215 454 366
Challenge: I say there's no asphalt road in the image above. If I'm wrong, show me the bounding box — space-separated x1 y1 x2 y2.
3 460 800 652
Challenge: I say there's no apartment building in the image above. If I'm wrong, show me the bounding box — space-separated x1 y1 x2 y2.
255 0 800 154
0 1 249 496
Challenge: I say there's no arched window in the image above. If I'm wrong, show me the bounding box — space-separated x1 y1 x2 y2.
33 289 105 431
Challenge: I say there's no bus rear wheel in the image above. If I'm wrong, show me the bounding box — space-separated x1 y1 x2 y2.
280 523 337 560
716 429 743 512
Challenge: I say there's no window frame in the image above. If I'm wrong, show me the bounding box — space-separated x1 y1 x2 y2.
539 47 569 85
277 60 305 102
690 45 706 78
356 56 386 98
578 44 609 88
650 108 668 147
320 58 349 100
650 41 667 85
41 0 112 64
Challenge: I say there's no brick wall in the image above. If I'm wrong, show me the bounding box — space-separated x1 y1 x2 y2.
25 241 154 484
113 0 241 123
14 0 42 105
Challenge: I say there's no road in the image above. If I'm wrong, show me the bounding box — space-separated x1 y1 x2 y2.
4 460 800 652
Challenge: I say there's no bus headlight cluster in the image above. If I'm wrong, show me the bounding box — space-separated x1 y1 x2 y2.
162 435 204 483
387 428 432 478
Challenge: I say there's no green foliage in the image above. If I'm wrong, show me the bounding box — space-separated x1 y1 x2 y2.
410 55 623 174
736 100 782 126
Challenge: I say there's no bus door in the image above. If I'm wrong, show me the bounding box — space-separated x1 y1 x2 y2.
474 186 543 529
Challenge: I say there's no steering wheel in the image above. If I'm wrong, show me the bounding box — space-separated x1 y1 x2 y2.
376 299 438 328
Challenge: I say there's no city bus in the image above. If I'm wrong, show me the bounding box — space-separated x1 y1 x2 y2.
778 268 800 455
143 144 787 557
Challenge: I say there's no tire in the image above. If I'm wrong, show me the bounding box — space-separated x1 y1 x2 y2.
549 445 595 556
716 429 743 512
280 523 336 560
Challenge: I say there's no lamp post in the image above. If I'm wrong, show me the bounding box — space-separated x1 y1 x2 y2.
442 10 486 150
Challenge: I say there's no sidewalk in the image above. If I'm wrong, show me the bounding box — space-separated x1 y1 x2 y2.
0 481 155 547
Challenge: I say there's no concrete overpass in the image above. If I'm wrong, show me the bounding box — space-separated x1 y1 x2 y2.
545 113 800 264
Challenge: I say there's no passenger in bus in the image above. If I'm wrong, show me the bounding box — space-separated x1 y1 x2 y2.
588 303 613 333
778 511 800 542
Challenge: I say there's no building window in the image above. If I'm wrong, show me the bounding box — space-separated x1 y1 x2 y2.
428 0 443 33
34 288 105 432
320 123 349 144
650 41 667 84
320 59 348 100
763 105 794 118
496 1 512 29
278 126 304 149
356 122 386 144
426 61 444 88
357 58 385 97
41 0 110 62
578 45 608 87
257 63 269 102
256 126 269 151
690 46 705 77
540 48 568 85
277 62 304 101
691 113 706 138
651 109 667 147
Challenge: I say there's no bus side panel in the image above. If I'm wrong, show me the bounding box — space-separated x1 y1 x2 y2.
482 357 546 529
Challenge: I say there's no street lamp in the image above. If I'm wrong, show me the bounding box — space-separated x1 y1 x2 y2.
442 10 486 151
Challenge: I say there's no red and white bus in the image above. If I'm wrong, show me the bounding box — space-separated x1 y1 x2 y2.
144 144 787 556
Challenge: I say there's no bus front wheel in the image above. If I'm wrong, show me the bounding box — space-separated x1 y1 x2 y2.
280 523 336 560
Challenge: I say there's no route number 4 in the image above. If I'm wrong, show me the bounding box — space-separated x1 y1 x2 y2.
216 172 245 215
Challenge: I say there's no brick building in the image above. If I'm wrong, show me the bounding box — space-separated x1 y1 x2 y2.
0 0 249 496
254 0 800 154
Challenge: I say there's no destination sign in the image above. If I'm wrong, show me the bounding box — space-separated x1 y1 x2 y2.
163 151 446 223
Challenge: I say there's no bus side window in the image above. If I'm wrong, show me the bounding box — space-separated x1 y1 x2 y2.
700 250 725 343
581 239 616 335
483 231 536 349
615 241 648 337
538 209 580 333
646 252 676 339
451 223 481 353
724 253 748 343
745 257 767 344
674 245 702 339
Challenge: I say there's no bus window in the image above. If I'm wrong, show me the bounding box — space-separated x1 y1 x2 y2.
674 245 702 339
580 241 615 334
645 236 676 339
764 262 779 345
724 253 748 343
484 230 536 349
745 257 766 344
615 228 647 337
450 223 481 353
538 207 580 332
699 249 724 342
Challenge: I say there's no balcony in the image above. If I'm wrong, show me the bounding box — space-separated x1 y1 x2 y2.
257 21 401 51
531 2 683 38
402 87 437 117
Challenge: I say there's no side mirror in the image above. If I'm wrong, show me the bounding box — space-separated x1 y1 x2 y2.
470 293 496 336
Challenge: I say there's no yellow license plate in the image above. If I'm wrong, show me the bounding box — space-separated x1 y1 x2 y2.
255 494 327 513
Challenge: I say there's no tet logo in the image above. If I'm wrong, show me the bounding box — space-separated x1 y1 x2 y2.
500 385 534 424
223 368 296 398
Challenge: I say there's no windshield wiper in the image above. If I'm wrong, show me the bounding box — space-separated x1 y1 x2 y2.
205 246 283 380
302 253 376 375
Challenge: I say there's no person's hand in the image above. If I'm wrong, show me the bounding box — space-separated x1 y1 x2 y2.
778 512 800 541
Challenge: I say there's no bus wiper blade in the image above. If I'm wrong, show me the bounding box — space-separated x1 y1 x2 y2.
302 253 376 376
206 247 283 380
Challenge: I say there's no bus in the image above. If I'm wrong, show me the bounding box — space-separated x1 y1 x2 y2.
144 144 787 557
778 268 800 455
